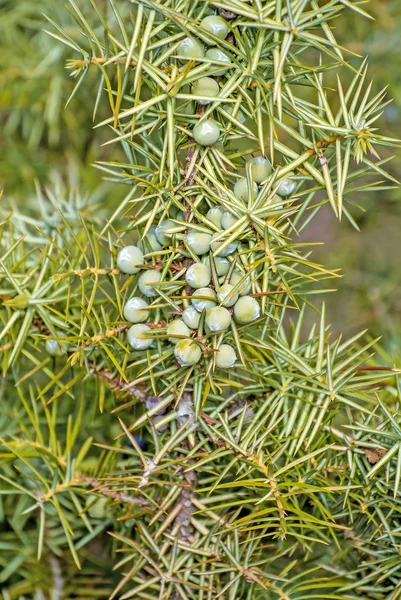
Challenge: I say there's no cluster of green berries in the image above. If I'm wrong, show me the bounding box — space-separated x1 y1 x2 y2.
116 224 262 368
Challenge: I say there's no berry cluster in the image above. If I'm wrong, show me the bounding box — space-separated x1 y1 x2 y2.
111 9 299 370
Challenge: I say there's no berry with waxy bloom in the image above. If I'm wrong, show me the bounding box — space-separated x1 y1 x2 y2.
221 210 237 230
178 37 205 59
210 233 237 257
193 119 220 146
233 295 260 324
191 77 219 105
45 332 67 356
206 206 224 228
276 172 297 197
205 306 232 332
229 270 251 295
123 297 149 323
182 305 201 329
206 48 231 75
217 284 238 307
249 156 272 184
167 319 190 343
175 339 202 366
215 344 237 368
233 177 258 201
200 15 229 40
117 245 144 274
185 262 211 289
127 324 153 350
137 226 162 253
138 270 161 297
191 287 217 312
186 231 212 255
155 219 175 246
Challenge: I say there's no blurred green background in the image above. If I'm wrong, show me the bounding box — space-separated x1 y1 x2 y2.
1 0 400 359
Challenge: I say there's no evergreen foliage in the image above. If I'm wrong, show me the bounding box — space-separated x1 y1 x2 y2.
1 1 401 598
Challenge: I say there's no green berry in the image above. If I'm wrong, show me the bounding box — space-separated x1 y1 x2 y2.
206 206 224 228
277 172 297 197
138 270 161 297
234 177 258 201
229 270 251 295
137 226 162 253
117 245 144 274
45 332 67 356
215 344 236 368
222 104 246 124
178 37 205 59
206 48 231 75
233 296 260 324
200 15 229 40
191 287 217 312
123 297 149 323
193 119 220 146
182 305 201 329
215 256 230 275
86 494 109 519
155 219 175 246
210 233 237 257
167 319 190 344
175 339 202 366
221 211 237 230
186 263 211 289
249 157 272 184
186 231 212 255
191 77 219 105
205 306 231 332
127 324 153 350
217 284 238 307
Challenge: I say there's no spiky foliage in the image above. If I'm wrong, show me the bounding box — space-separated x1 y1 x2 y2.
1 1 401 599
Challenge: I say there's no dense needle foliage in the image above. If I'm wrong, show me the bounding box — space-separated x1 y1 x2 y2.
1 1 401 598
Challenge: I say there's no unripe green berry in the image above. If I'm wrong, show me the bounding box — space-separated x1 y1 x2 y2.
205 306 232 332
210 233 237 257
182 305 201 329
215 256 230 275
127 324 153 350
249 156 272 184
186 263 211 289
86 494 109 519
222 104 246 124
186 231 212 255
137 226 162 253
178 37 205 59
200 15 229 40
155 219 175 246
175 339 202 366
217 284 238 307
191 77 219 105
167 319 190 344
206 206 224 228
193 119 220 146
123 297 149 323
138 270 161 297
277 172 297 197
234 296 260 324
221 211 237 230
234 177 258 201
230 270 251 295
215 344 236 368
117 245 144 274
45 332 67 356
191 287 217 312
206 48 231 75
